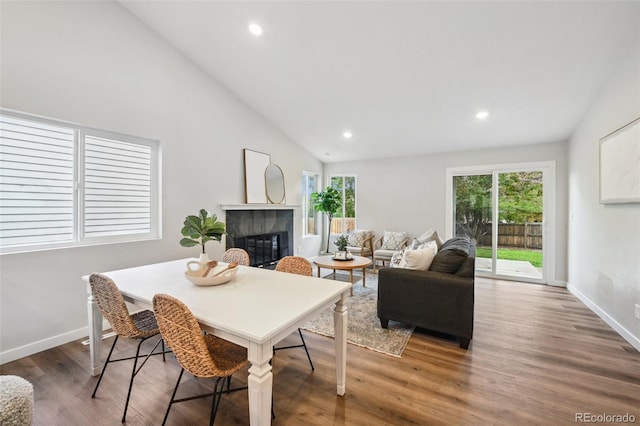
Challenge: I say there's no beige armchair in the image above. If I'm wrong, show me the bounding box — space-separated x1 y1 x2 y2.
343 229 374 259
373 231 408 271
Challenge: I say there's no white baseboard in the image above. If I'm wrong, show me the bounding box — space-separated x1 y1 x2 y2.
548 279 567 288
567 283 640 352
0 320 110 365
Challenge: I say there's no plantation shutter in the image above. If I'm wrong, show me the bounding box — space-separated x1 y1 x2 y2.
83 135 152 238
0 116 75 248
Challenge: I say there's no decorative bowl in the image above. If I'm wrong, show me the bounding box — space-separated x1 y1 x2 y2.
184 263 238 286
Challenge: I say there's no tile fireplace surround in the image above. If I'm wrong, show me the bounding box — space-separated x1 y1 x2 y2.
221 204 296 268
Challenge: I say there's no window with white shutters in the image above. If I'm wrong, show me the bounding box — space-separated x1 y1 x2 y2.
0 110 160 253
83 135 152 238
0 116 75 247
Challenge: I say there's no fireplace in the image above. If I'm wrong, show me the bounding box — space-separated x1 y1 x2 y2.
235 231 289 268
224 207 294 268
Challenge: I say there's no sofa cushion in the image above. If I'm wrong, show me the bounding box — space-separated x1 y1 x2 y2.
428 237 470 274
348 245 372 257
455 257 475 277
374 248 397 260
381 231 407 250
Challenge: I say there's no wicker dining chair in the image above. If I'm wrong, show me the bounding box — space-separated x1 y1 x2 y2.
273 256 314 370
89 273 168 423
152 293 248 426
221 248 250 266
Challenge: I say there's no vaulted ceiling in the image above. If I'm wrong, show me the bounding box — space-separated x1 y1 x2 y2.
120 1 639 162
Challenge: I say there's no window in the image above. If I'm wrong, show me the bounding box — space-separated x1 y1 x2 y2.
0 110 160 253
330 175 356 234
301 171 317 236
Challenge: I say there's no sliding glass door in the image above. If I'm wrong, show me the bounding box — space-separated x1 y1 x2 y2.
448 162 555 284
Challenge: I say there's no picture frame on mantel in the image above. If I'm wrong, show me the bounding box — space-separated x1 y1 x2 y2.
599 117 640 204
244 149 270 203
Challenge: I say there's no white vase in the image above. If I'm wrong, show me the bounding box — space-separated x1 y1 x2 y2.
198 252 210 264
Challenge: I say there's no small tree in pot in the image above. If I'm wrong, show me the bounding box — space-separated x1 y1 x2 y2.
310 187 342 253
334 234 349 252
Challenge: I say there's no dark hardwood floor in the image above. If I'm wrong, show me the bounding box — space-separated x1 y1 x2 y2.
2 277 639 425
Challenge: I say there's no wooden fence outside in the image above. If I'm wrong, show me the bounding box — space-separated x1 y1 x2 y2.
308 217 355 235
475 223 542 249
330 217 356 234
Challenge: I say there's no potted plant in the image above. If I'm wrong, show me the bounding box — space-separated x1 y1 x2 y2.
310 187 342 253
179 209 226 263
333 234 349 259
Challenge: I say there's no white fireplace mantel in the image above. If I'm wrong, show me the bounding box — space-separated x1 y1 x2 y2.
220 204 301 211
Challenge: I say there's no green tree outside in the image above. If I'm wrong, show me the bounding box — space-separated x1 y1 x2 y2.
454 174 492 240
498 172 542 223
331 175 356 220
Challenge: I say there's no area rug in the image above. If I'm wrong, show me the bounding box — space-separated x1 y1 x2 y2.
302 272 414 358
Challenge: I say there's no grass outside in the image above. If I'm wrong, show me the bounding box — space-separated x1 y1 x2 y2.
475 247 542 268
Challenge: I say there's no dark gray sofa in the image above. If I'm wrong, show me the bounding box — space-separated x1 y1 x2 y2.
377 237 475 349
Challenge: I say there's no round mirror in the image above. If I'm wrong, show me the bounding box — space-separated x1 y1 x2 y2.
265 164 286 204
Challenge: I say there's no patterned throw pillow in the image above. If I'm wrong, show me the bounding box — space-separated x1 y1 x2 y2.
381 231 407 250
347 229 368 247
389 249 406 268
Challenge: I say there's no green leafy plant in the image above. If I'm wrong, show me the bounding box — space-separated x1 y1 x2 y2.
310 187 342 252
334 234 349 252
179 209 226 254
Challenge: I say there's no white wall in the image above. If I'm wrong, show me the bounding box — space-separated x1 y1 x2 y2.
567 45 640 349
324 141 568 283
0 1 322 362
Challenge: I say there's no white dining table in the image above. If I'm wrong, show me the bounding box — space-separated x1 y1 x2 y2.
83 258 350 426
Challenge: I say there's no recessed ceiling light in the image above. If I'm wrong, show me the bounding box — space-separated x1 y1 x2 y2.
343 131 353 139
248 22 263 36
476 111 490 120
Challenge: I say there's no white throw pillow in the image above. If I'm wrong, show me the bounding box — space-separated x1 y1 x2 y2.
381 231 407 250
401 245 436 270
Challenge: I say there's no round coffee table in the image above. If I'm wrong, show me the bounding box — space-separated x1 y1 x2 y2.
314 255 372 296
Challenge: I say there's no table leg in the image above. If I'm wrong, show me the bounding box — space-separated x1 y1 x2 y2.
87 286 103 376
362 267 366 287
349 269 354 296
333 291 348 396
317 265 321 277
248 342 273 426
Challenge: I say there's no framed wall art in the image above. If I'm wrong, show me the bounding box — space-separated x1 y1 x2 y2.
599 117 640 204
244 149 270 203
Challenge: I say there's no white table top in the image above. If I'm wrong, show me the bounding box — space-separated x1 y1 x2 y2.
85 258 351 345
